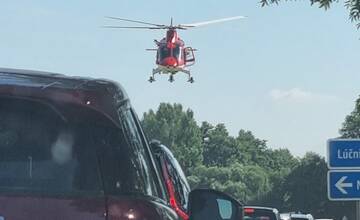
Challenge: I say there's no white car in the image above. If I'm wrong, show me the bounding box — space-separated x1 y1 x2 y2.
280 213 290 220
280 213 314 220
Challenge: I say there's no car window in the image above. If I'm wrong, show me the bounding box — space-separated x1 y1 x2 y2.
0 97 157 196
119 108 160 197
130 109 168 201
217 199 233 219
244 209 277 220
163 149 191 211
150 142 191 211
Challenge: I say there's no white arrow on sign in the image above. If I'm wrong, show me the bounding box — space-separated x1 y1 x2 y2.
335 176 353 194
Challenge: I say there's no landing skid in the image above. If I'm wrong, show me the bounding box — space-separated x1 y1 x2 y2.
149 67 194 83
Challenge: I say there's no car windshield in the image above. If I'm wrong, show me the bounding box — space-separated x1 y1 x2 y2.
0 97 154 196
245 209 277 220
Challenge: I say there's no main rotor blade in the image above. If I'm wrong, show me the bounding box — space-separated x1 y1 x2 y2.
105 16 165 27
180 16 246 28
102 26 163 29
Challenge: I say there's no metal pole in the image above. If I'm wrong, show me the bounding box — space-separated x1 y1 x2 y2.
357 201 360 220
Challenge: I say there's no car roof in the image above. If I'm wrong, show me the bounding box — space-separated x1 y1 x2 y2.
245 206 279 213
0 68 127 95
0 68 130 126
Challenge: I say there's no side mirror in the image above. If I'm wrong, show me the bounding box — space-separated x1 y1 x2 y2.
188 189 243 220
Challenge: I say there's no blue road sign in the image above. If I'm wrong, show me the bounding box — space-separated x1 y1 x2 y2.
328 139 360 169
328 170 360 201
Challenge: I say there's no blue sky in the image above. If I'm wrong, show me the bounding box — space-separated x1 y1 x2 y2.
1 0 359 156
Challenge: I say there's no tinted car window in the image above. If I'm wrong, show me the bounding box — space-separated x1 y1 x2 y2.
165 155 190 210
119 108 160 197
244 209 277 220
0 97 157 196
152 144 190 211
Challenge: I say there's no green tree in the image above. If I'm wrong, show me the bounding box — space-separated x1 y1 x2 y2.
252 169 290 209
202 123 237 167
279 152 354 219
141 102 360 218
336 95 360 219
242 165 271 201
188 163 265 203
268 148 299 172
261 0 360 28
234 130 271 168
282 153 328 214
141 103 203 173
340 96 360 138
142 103 300 207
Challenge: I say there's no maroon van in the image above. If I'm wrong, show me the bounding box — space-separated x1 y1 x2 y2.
0 68 242 220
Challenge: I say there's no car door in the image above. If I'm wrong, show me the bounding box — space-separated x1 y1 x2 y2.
0 96 179 220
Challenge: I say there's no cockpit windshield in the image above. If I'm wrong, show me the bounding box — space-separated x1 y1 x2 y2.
173 46 181 59
158 45 182 60
159 46 170 60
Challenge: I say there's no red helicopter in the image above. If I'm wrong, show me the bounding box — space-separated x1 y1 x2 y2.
104 16 246 83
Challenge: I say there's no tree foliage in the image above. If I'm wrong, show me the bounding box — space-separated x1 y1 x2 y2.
142 103 203 173
142 103 297 204
282 153 328 214
141 102 356 218
340 96 360 138
202 123 237 167
260 0 360 28
188 163 270 202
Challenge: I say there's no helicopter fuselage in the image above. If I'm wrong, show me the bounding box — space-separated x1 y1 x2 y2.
150 29 195 82
156 29 186 69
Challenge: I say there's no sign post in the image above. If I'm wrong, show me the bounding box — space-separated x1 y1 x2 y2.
327 139 360 219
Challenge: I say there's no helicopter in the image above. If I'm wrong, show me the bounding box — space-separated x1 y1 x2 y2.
104 16 246 83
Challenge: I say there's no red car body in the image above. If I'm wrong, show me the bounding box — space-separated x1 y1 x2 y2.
0 68 243 220
0 68 178 220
